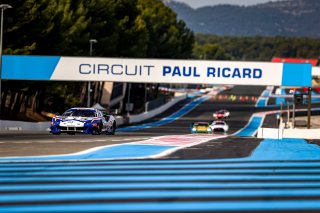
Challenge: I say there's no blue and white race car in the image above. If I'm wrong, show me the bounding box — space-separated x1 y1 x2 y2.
50 108 116 135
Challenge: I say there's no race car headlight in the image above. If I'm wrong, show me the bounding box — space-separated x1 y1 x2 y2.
225 112 230 116
213 114 217 117
192 128 196 131
207 128 212 132
87 120 100 125
52 118 60 125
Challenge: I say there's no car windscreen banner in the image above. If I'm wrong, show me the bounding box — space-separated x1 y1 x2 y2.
2 55 312 87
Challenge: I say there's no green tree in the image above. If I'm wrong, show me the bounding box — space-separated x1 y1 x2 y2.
1 0 195 120
85 0 148 57
194 34 320 61
193 43 230 60
137 0 194 59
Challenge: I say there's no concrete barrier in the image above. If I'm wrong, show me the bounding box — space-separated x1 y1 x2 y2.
0 120 51 131
128 93 187 124
115 116 124 126
283 128 320 139
258 125 320 140
0 117 124 132
257 127 283 139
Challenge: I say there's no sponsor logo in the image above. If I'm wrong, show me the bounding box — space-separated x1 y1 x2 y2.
163 66 262 79
79 64 155 76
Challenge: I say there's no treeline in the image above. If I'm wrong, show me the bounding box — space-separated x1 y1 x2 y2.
2 0 320 121
1 0 194 120
194 34 320 61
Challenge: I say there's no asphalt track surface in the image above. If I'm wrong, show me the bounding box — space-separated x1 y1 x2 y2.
3 86 320 213
0 86 265 157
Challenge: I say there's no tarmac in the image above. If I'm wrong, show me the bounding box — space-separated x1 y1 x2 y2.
294 115 320 129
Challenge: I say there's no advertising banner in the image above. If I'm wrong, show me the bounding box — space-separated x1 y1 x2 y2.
2 56 312 87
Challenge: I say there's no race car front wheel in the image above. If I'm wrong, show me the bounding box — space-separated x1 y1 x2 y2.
106 122 116 135
92 122 103 135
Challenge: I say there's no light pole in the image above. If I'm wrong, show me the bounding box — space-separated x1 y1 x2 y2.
0 4 12 120
87 39 97 107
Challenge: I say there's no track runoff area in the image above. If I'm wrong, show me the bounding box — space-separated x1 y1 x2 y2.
1 57 319 212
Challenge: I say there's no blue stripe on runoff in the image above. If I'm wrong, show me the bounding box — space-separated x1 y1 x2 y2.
2 182 320 192
2 55 60 80
3 200 320 213
311 91 320 103
4 161 320 170
275 88 287 106
0 144 175 162
2 173 320 182
3 189 320 203
281 63 312 87
247 138 320 161
4 168 320 177
2 139 320 212
256 98 267 107
233 116 263 137
261 90 270 97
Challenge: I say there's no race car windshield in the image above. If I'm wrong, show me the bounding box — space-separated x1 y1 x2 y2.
215 121 225 125
195 123 209 127
63 110 95 117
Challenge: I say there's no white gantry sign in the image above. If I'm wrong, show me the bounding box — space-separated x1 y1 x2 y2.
2 56 312 87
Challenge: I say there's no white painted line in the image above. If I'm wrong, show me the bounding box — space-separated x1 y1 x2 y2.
149 135 228 159
13 142 35 144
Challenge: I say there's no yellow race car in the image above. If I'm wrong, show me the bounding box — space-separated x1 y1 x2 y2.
191 122 212 134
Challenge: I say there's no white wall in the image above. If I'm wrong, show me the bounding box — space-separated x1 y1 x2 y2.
0 120 51 131
128 93 187 124
258 127 320 140
257 128 283 139
283 128 320 139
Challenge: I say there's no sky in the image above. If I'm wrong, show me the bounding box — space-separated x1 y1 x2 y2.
173 0 283 8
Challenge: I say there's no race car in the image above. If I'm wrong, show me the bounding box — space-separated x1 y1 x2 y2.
213 109 230 119
210 120 229 133
50 108 116 135
191 122 212 134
